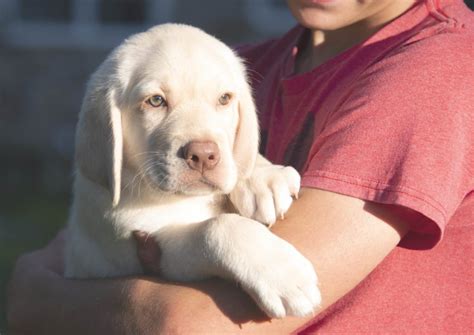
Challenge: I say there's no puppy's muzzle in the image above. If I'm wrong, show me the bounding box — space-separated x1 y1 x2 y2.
183 141 220 173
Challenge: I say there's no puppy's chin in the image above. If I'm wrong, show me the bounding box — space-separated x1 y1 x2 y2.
178 179 220 196
148 172 230 196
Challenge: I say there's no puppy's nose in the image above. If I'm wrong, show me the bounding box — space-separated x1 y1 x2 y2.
183 141 220 172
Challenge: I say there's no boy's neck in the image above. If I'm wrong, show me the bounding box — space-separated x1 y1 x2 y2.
295 0 416 74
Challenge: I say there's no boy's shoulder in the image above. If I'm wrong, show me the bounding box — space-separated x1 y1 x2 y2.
412 0 474 51
398 1 474 72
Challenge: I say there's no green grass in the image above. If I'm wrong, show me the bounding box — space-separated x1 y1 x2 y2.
0 192 70 332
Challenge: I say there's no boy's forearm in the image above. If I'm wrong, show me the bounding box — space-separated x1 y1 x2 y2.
41 277 303 334
44 278 141 335
8 264 143 335
9 187 408 334
129 276 312 334
7 257 294 334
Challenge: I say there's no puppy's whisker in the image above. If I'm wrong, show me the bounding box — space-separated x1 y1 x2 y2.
135 157 171 197
123 174 139 194
137 161 156 197
125 171 147 199
132 151 169 159
125 155 167 198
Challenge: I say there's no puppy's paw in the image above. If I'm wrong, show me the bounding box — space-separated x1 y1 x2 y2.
229 165 301 226
242 235 321 318
209 215 320 318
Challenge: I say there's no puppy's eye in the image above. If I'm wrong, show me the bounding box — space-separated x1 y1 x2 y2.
146 95 167 108
218 93 232 106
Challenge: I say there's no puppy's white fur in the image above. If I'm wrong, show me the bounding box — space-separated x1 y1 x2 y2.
65 24 320 318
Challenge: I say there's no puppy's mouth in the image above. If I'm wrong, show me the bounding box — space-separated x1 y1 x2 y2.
179 177 221 195
147 169 221 195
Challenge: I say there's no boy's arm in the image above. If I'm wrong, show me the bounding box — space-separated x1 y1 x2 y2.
128 187 410 333
7 187 409 334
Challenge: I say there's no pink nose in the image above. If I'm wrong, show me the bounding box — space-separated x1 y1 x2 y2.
183 141 220 173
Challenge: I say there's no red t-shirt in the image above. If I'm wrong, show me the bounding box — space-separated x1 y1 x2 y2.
238 0 473 333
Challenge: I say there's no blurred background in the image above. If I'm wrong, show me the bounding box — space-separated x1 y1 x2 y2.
0 0 296 329
0 0 472 331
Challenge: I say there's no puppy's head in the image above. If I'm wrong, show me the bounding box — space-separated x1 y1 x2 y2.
75 24 259 205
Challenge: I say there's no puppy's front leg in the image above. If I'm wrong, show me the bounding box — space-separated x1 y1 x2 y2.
153 214 320 318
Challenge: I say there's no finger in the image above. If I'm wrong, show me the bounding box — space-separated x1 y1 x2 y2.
133 231 162 275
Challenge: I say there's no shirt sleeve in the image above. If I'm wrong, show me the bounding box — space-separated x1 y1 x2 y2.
301 36 474 249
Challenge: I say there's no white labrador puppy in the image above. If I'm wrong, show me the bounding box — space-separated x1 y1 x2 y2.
65 24 320 318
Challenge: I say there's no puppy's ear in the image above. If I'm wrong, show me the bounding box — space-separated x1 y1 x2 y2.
234 78 260 178
75 82 123 206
